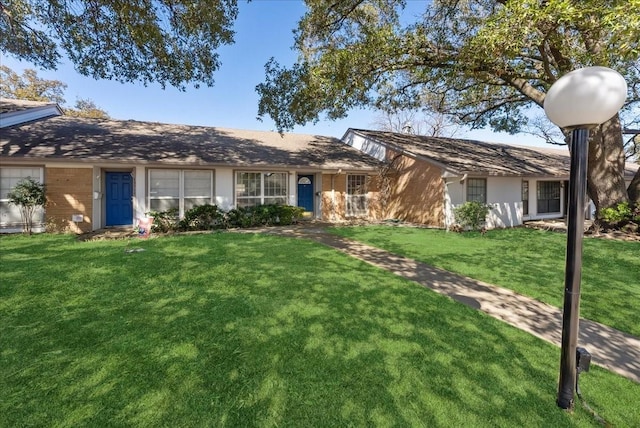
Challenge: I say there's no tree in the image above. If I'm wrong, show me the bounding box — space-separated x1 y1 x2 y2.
373 109 461 137
7 178 46 235
64 98 110 119
625 131 640 163
0 0 239 89
0 65 66 103
1 65 110 118
256 0 640 217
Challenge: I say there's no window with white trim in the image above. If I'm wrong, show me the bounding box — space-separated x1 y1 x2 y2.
0 167 45 228
346 174 368 217
148 169 213 216
466 178 487 203
235 172 288 208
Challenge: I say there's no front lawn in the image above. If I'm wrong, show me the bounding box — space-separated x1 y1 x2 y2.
1 233 638 427
329 226 640 337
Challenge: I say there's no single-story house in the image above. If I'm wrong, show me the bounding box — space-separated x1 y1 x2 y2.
0 99 383 233
1 98 638 233
341 129 639 229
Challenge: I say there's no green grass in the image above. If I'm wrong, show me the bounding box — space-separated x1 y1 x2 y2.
329 226 640 337
1 233 638 427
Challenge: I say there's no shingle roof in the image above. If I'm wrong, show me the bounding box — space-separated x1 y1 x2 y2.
349 129 569 176
349 128 638 178
0 116 382 170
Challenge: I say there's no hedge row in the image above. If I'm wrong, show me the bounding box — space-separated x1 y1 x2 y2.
146 204 305 233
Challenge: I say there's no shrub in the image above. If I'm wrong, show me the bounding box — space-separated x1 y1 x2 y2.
146 208 179 233
226 207 253 228
599 202 633 225
146 204 305 233
179 204 226 231
7 177 46 235
226 204 304 228
250 204 277 226
275 205 305 225
453 201 492 231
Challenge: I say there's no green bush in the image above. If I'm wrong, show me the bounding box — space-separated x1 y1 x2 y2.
7 177 46 235
599 202 633 225
179 204 226 231
146 204 305 232
453 201 492 231
250 204 277 226
226 204 304 228
226 207 253 228
146 208 179 233
276 205 305 225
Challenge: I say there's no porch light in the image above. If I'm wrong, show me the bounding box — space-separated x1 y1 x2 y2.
543 66 627 410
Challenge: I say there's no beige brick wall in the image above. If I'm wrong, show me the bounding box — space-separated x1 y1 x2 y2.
382 151 445 227
320 174 344 222
364 175 382 220
45 167 93 233
320 173 381 222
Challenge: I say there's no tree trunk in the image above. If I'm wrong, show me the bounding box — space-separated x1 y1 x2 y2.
585 114 629 217
628 169 640 205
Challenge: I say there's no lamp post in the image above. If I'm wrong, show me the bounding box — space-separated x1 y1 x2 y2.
544 66 627 410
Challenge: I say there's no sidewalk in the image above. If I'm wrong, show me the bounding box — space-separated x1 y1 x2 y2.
262 224 640 384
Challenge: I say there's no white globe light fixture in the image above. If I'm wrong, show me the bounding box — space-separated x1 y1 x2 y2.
543 66 627 411
544 66 627 128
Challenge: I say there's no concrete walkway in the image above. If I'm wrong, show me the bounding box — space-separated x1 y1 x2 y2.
259 224 640 384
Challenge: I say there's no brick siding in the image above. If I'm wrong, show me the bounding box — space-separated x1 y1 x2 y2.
45 167 93 233
320 173 381 222
383 151 445 226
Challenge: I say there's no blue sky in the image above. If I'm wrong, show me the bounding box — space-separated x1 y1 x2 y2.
2 0 548 147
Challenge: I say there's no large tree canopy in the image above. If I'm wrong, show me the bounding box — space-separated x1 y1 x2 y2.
1 0 239 89
256 0 640 213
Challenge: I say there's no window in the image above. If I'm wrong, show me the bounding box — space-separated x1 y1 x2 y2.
236 172 287 208
466 178 487 203
148 169 213 216
0 167 45 228
346 174 368 216
263 172 288 205
184 171 214 211
522 181 529 216
537 181 561 214
149 170 179 212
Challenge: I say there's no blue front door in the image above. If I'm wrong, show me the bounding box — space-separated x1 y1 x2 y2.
105 172 133 226
297 175 314 213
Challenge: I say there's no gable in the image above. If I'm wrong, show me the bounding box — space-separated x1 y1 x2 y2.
0 98 63 128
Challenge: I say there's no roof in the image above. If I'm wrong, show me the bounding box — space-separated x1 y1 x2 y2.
348 128 570 177
0 98 63 128
0 115 382 171
348 128 638 178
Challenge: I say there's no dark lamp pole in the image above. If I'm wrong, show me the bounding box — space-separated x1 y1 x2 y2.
543 66 627 410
